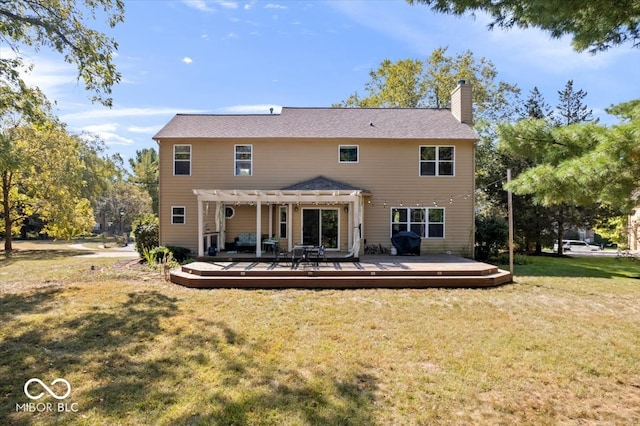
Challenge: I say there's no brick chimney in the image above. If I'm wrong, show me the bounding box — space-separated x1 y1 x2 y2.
450 80 473 124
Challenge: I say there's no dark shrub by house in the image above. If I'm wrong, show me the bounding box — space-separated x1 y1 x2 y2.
166 246 191 262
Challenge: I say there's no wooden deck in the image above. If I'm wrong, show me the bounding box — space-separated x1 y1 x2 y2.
170 254 512 289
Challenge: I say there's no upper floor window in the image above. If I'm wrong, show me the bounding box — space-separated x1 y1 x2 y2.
419 146 454 176
339 145 359 163
174 144 191 175
235 144 252 176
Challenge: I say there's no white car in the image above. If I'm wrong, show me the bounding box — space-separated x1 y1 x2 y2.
553 240 601 252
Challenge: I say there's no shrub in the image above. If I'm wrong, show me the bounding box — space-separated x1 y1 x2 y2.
475 215 508 260
166 245 191 263
132 214 159 258
148 246 171 263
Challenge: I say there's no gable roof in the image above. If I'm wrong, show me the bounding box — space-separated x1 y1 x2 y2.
282 175 368 192
153 107 478 140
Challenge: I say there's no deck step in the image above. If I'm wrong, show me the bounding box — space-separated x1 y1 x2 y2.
170 268 512 289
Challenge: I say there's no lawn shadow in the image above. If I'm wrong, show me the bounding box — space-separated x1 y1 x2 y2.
0 290 178 425
166 318 378 425
1 290 377 425
0 249 97 267
0 287 65 321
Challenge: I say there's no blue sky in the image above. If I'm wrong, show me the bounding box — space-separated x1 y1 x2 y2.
15 0 640 164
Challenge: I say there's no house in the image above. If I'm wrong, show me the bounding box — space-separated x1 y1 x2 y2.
152 81 478 258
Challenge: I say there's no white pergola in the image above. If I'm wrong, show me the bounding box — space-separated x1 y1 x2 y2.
193 188 365 257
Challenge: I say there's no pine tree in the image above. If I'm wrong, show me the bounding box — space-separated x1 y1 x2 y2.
555 80 595 125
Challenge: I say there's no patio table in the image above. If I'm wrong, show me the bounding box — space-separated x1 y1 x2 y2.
292 245 317 268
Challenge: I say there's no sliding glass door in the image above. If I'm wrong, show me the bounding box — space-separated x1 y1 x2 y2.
302 209 338 249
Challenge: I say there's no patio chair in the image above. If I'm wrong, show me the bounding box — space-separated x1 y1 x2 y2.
291 246 306 269
272 243 290 267
312 245 327 266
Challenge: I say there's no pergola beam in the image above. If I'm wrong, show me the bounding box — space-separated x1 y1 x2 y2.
193 189 362 204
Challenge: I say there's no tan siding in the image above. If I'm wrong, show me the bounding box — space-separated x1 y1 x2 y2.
158 137 476 256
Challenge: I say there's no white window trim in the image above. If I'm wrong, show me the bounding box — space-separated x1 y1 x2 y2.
338 144 359 163
225 206 235 219
279 205 287 238
419 145 455 177
234 144 253 176
390 207 445 238
171 206 186 224
173 144 192 176
426 207 445 239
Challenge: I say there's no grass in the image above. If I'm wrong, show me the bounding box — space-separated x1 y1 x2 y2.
1 247 639 425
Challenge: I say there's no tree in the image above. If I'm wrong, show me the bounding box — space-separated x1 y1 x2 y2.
477 87 555 254
0 82 55 250
490 82 614 255
517 87 553 120
0 121 118 250
335 47 520 122
556 80 594 126
501 100 640 253
407 0 640 53
338 59 426 108
0 0 124 107
95 180 153 237
129 148 159 214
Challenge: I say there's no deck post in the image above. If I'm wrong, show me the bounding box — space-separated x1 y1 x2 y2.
347 202 353 251
287 203 293 251
197 199 204 257
256 200 262 258
268 203 273 240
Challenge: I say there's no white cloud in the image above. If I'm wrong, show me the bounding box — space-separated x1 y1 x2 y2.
352 62 373 72
219 104 282 114
61 107 205 121
2 48 77 100
265 4 286 9
330 2 626 75
182 0 238 12
483 25 624 73
128 125 162 134
219 1 239 9
82 123 118 133
223 32 239 39
79 123 134 146
182 56 193 64
182 0 216 12
327 1 443 56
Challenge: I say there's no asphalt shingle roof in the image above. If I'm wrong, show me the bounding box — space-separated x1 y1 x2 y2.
153 107 478 140
281 176 367 192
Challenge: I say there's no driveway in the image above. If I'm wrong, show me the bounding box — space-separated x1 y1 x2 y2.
69 243 140 259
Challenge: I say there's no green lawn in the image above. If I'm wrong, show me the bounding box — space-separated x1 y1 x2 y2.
1 248 639 425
